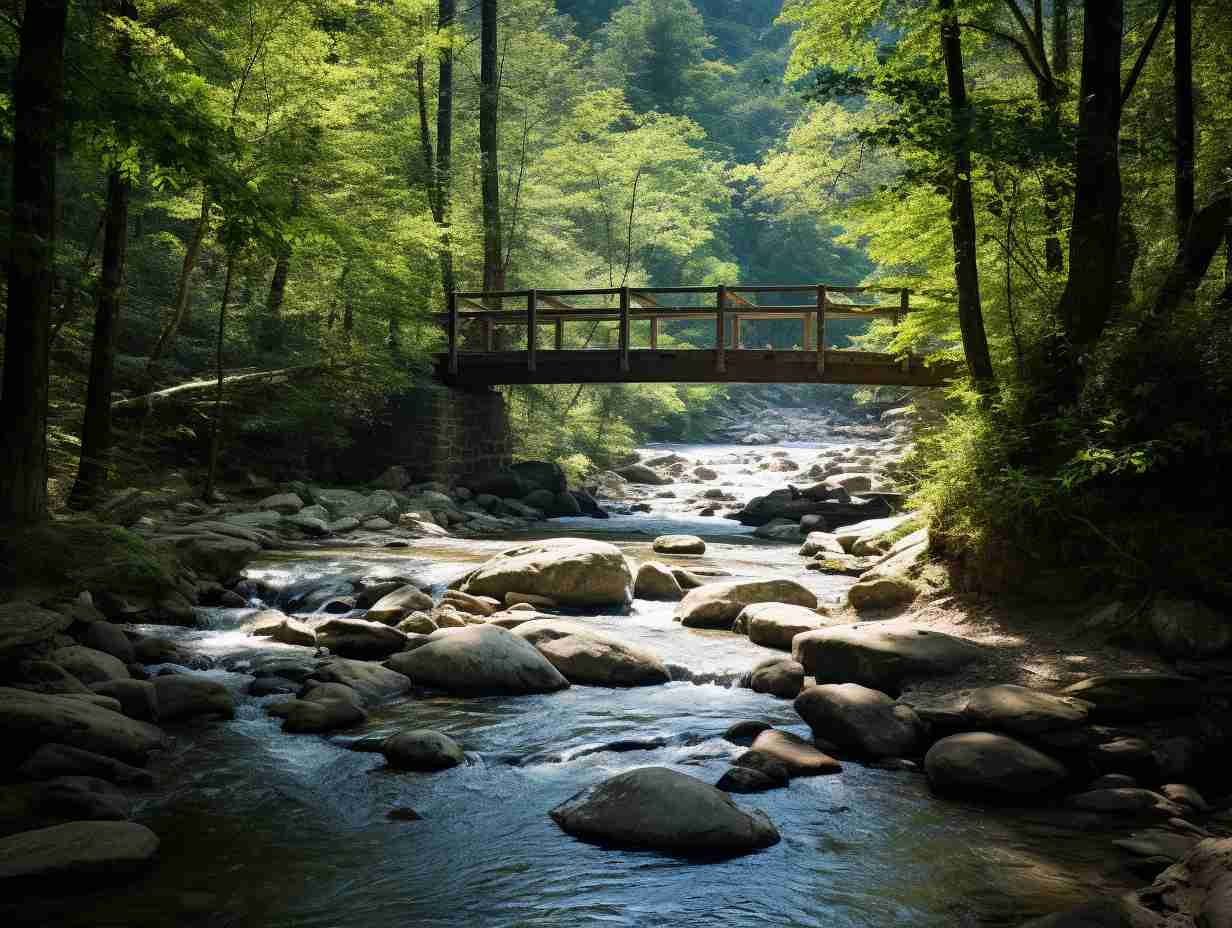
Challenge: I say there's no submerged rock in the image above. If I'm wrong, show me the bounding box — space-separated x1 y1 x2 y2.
549 767 780 854
382 730 464 771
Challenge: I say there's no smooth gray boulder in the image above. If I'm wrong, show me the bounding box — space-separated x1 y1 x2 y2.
315 619 408 659
962 684 1090 735
1148 598 1232 658
0 821 159 883
150 674 235 721
49 646 130 685
792 624 985 695
1 687 166 763
924 732 1068 799
799 532 844 557
452 538 633 607
0 603 72 657
742 656 804 699
549 767 780 854
89 679 158 721
18 744 156 789
794 683 924 758
652 534 706 555
382 730 464 771
675 579 816 630
749 729 841 776
365 585 434 624
615 464 670 486
305 658 412 704
271 682 366 733
80 623 135 664
634 561 684 600
512 619 669 687
386 625 569 695
735 602 833 650
246 610 315 647
1058 673 1200 722
847 577 919 611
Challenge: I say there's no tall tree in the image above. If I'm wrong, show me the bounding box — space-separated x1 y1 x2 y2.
1174 0 1194 240
938 0 994 389
0 0 71 523
1055 0 1125 356
437 0 455 294
480 0 504 293
70 0 139 510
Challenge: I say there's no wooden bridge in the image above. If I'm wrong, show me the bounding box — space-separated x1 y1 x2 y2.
435 284 956 387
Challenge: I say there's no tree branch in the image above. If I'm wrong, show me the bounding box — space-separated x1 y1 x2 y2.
1121 0 1174 108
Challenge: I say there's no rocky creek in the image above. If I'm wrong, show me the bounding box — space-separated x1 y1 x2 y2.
4 435 1228 928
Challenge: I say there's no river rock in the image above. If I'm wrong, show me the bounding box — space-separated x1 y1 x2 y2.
794 684 924 759
924 732 1068 799
753 521 804 541
1058 673 1201 722
512 619 669 687
652 534 706 555
799 532 844 557
396 612 437 634
615 464 670 486
274 682 366 733
737 602 832 650
18 744 155 789
715 766 782 793
792 624 985 696
365 584 434 624
151 674 235 721
453 538 633 607
385 625 569 695
749 729 841 776
0 821 159 883
132 636 208 668
8 659 90 696
258 492 304 514
30 775 131 823
246 610 316 647
1160 783 1209 812
634 562 684 600
549 767 780 854
0 602 72 658
1067 788 1184 817
79 623 135 665
1 688 166 764
439 590 499 617
676 579 816 629
742 656 804 699
89 679 158 721
834 514 916 554
382 730 465 771
315 619 408 659
49 646 130 685
847 577 918 611
962 684 1090 735
1122 835 1232 924
1147 598 1232 658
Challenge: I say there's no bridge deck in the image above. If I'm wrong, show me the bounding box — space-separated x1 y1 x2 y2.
436 284 957 387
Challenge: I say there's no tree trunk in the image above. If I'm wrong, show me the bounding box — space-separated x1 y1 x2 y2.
437 0 455 295
260 183 298 352
1055 0 1124 355
1150 197 1232 319
480 0 504 295
147 186 210 375
939 0 995 389
68 169 130 510
1041 0 1069 273
203 252 237 502
0 0 70 524
50 203 107 345
1174 0 1194 242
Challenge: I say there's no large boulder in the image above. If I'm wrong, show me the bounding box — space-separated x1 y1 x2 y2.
742 656 804 699
736 602 832 650
1058 673 1201 722
365 584 434 624
246 610 315 647
80 623 135 664
18 744 155 789
258 492 304 514
799 532 844 558
0 821 159 883
652 534 706 555
634 562 684 600
304 658 412 704
614 464 670 486
0 688 166 764
924 732 1068 799
512 619 669 687
794 684 924 759
510 460 568 494
315 619 408 660
49 646 129 685
792 624 985 696
675 579 816 630
382 730 465 771
150 674 235 722
846 577 918 611
89 679 158 721
1148 598 1232 658
272 682 366 733
748 729 841 776
452 538 633 608
385 625 569 695
549 767 779 854
961 685 1090 735
0 603 71 658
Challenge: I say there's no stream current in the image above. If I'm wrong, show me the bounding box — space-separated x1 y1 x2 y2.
18 442 1144 927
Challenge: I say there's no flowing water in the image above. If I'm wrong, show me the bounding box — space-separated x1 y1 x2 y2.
13 442 1143 927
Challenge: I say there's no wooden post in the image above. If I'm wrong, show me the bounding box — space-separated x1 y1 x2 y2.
527 289 537 372
619 286 631 373
447 290 459 374
816 285 827 375
716 285 727 373
802 312 814 350
650 316 659 349
554 317 564 350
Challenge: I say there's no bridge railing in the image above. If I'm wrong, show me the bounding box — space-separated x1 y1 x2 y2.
438 284 912 376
